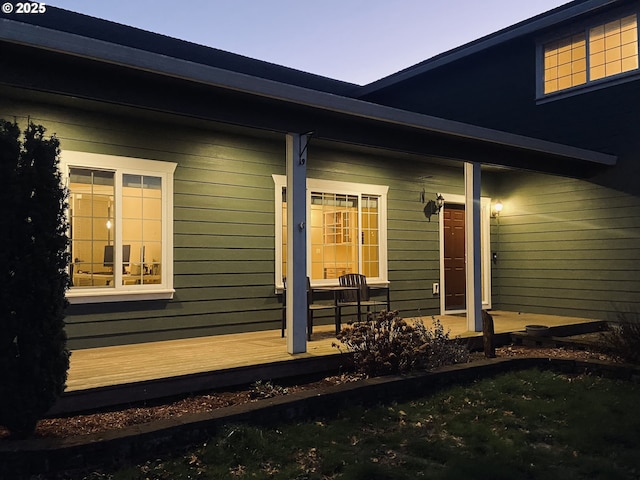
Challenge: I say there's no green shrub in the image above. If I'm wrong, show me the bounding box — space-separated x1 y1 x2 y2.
600 312 640 364
333 311 469 377
0 120 70 438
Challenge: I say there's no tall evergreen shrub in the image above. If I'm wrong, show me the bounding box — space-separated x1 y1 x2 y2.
0 120 70 438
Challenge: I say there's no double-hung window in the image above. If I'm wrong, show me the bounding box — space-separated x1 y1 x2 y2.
273 175 388 289
541 12 638 96
61 151 176 303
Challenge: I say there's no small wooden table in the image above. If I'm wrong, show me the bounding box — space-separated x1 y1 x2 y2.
312 285 361 333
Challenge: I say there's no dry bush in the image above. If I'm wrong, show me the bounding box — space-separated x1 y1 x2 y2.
600 312 640 364
333 311 469 377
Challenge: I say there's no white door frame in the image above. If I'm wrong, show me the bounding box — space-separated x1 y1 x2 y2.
439 193 492 315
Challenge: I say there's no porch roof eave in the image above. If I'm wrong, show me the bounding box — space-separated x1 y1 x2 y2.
0 17 618 172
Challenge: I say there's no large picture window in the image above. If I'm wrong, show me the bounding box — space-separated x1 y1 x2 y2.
273 176 388 289
542 13 638 95
61 151 177 303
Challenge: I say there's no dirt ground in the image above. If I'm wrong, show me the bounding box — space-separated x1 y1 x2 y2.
0 344 616 440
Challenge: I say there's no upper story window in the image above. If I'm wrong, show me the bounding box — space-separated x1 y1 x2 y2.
273 175 388 290
542 13 638 95
61 151 177 304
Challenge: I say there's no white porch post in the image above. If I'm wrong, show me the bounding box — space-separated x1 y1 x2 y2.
465 162 483 332
285 133 308 354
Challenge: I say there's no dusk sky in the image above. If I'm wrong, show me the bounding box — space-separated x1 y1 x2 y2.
45 0 571 85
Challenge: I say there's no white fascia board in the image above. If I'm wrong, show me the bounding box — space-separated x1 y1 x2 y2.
0 18 617 167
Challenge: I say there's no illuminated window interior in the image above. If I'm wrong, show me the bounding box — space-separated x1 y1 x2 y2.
282 191 380 281
544 33 587 93
69 168 116 286
276 176 387 287
543 14 638 94
69 169 163 288
122 174 163 285
590 15 638 80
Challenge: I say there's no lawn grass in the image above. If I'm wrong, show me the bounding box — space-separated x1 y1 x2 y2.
104 369 640 479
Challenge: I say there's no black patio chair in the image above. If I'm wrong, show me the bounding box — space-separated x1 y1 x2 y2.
281 277 337 340
336 273 390 329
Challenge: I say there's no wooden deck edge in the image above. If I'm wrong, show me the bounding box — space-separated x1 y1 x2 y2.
48 353 350 416
2 357 639 477
50 320 607 416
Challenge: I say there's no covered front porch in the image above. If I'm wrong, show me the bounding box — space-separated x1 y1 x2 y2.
53 310 603 415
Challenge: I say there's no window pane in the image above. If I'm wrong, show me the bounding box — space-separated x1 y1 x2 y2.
544 14 638 95
606 47 622 62
362 195 380 278
276 177 386 287
543 33 587 93
622 55 639 71
573 43 586 60
606 60 622 76
122 175 162 285
69 168 115 288
622 41 638 58
590 25 605 42
622 27 637 45
310 192 358 280
590 14 638 81
558 75 573 90
557 49 571 65
281 188 287 280
544 79 558 94
605 18 621 35
605 32 621 50
621 14 636 31
544 66 558 82
143 197 162 220
591 64 606 80
558 63 572 77
573 70 587 85
590 37 605 54
591 51 606 68
573 58 586 73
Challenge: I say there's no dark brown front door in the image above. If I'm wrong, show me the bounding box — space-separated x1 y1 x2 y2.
443 204 466 310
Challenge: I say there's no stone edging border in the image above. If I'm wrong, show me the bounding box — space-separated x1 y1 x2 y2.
1 356 639 477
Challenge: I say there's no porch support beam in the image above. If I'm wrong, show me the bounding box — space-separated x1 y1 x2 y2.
464 162 483 332
285 133 308 354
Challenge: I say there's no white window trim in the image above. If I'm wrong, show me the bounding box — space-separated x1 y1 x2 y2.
61 151 177 304
438 194 492 314
536 7 640 102
273 175 389 291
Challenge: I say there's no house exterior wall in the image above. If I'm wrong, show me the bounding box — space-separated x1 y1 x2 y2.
491 169 640 320
364 1 640 321
360 2 639 156
0 89 477 348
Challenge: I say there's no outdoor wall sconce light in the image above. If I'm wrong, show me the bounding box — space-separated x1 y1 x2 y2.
423 193 445 222
492 200 504 218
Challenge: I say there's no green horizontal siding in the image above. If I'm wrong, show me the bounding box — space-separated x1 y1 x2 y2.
9 89 638 348
0 91 465 348
492 170 640 320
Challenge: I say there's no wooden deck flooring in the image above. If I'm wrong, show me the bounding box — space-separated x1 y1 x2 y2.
66 310 601 392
